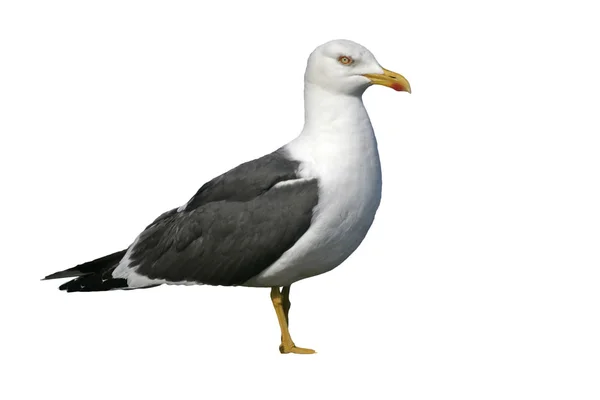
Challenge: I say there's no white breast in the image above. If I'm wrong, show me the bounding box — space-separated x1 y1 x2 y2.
246 98 383 287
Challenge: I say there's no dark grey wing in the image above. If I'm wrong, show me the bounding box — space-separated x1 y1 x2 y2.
182 148 301 210
129 149 319 286
141 148 302 228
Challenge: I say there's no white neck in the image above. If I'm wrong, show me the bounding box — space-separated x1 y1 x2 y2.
286 82 381 186
301 82 371 135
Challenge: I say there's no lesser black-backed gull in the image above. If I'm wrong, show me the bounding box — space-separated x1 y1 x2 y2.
43 39 411 354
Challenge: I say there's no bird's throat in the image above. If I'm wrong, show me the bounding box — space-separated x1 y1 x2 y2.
302 83 371 135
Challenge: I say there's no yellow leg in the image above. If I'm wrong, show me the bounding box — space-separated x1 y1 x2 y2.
270 287 316 354
282 285 291 326
280 286 291 348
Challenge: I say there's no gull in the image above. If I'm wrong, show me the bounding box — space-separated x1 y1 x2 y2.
43 39 411 354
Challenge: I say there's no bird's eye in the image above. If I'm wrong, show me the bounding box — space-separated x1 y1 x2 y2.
338 55 353 65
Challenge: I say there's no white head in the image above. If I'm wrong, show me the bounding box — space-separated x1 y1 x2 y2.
305 39 411 96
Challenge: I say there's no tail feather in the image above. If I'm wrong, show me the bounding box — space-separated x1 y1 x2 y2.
59 272 128 292
43 249 131 293
43 250 127 280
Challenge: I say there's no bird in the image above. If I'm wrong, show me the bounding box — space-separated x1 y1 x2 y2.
43 39 411 354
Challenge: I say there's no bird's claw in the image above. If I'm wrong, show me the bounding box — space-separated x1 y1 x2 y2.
279 343 316 354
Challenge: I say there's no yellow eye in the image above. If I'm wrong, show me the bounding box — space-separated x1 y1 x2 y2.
338 55 353 65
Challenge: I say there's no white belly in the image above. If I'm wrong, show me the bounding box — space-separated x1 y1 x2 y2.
245 127 383 287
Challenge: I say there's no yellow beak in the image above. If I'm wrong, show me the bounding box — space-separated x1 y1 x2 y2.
363 68 411 93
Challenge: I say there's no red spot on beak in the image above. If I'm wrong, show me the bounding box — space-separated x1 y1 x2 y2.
391 82 404 92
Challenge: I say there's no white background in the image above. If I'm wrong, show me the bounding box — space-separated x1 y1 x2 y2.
1 0 599 399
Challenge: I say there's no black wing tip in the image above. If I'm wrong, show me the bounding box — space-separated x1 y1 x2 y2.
57 279 81 292
58 280 83 292
57 275 129 292
42 249 128 282
42 271 87 281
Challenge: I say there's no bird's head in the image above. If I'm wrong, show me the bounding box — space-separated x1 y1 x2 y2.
305 39 411 96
